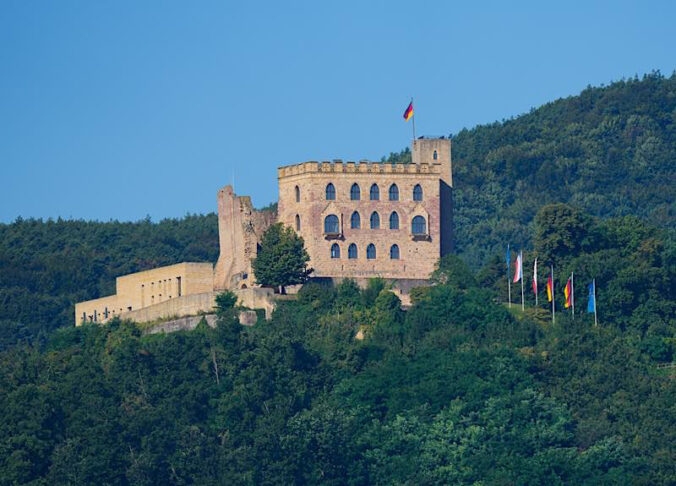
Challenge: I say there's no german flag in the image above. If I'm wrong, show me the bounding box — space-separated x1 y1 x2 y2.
564 277 572 308
403 101 414 121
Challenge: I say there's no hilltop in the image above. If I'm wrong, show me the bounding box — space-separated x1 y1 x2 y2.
387 72 676 267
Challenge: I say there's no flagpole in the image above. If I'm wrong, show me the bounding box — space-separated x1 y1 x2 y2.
507 245 512 308
411 98 416 141
520 252 525 311
571 271 575 320
593 278 598 327
551 265 555 325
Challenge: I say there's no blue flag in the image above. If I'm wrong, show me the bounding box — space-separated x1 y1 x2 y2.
506 244 511 270
587 281 596 313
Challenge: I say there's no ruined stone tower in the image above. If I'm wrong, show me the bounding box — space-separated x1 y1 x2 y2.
213 186 277 290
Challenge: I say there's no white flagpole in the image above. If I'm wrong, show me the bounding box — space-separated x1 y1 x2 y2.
551 265 555 325
411 98 416 141
507 246 512 308
571 271 575 320
593 278 598 327
520 251 525 311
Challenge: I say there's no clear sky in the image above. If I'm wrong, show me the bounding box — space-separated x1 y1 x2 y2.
1 1 674 222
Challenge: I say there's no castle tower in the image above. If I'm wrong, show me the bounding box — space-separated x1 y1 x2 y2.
412 137 453 255
213 185 277 290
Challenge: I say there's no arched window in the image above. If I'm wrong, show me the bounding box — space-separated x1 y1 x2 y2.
331 243 340 259
367 243 376 259
412 215 426 234
389 211 399 230
433 150 438 161
326 183 336 200
370 183 379 200
295 214 301 231
348 243 358 259
390 244 400 259
389 183 399 201
295 185 300 202
351 211 360 229
370 212 380 229
413 184 423 201
324 214 339 234
350 183 361 201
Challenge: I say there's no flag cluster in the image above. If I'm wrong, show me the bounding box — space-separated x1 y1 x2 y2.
506 245 598 324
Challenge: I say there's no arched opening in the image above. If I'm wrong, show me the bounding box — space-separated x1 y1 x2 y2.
295 214 301 231
350 183 361 201
389 183 399 201
366 243 376 260
412 215 427 234
324 214 339 234
348 243 358 259
241 284 248 289
433 150 438 161
295 185 300 202
389 211 399 230
351 211 360 229
390 244 400 259
370 211 380 229
331 243 340 259
326 183 336 200
370 183 379 201
413 184 423 201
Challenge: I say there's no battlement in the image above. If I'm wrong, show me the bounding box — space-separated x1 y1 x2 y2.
278 160 442 179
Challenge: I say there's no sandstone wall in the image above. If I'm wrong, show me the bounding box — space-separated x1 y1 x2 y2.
277 161 445 281
213 185 277 290
75 262 214 325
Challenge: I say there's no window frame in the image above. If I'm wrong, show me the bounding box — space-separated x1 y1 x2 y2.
326 183 336 200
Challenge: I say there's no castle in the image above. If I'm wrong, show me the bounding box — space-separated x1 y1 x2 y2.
75 137 452 325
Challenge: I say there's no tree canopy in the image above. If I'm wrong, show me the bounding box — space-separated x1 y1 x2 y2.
251 223 311 292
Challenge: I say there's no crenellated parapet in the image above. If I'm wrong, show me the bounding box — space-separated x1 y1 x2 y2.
278 160 443 179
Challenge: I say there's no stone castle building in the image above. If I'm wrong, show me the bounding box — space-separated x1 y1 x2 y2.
75 137 452 325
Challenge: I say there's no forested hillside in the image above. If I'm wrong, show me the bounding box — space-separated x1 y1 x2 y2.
0 73 675 484
0 215 219 349
1 205 674 484
386 72 676 267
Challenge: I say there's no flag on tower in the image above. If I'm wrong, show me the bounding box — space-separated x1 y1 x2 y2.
532 258 538 295
403 101 414 121
564 277 572 309
546 272 553 302
513 251 522 283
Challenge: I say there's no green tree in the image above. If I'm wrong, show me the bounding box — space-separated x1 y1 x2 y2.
251 223 311 293
534 203 591 264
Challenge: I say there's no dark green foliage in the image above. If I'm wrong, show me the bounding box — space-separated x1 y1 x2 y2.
2 205 673 484
251 223 311 292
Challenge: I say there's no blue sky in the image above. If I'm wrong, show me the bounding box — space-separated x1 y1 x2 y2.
1 1 674 222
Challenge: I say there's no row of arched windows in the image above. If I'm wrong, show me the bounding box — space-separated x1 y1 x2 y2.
330 243 400 260
320 183 423 202
350 210 396 229
323 214 426 234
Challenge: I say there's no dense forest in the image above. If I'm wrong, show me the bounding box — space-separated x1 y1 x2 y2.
0 205 674 484
0 74 674 484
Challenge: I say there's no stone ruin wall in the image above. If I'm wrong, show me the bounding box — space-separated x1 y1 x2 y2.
213 185 277 290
